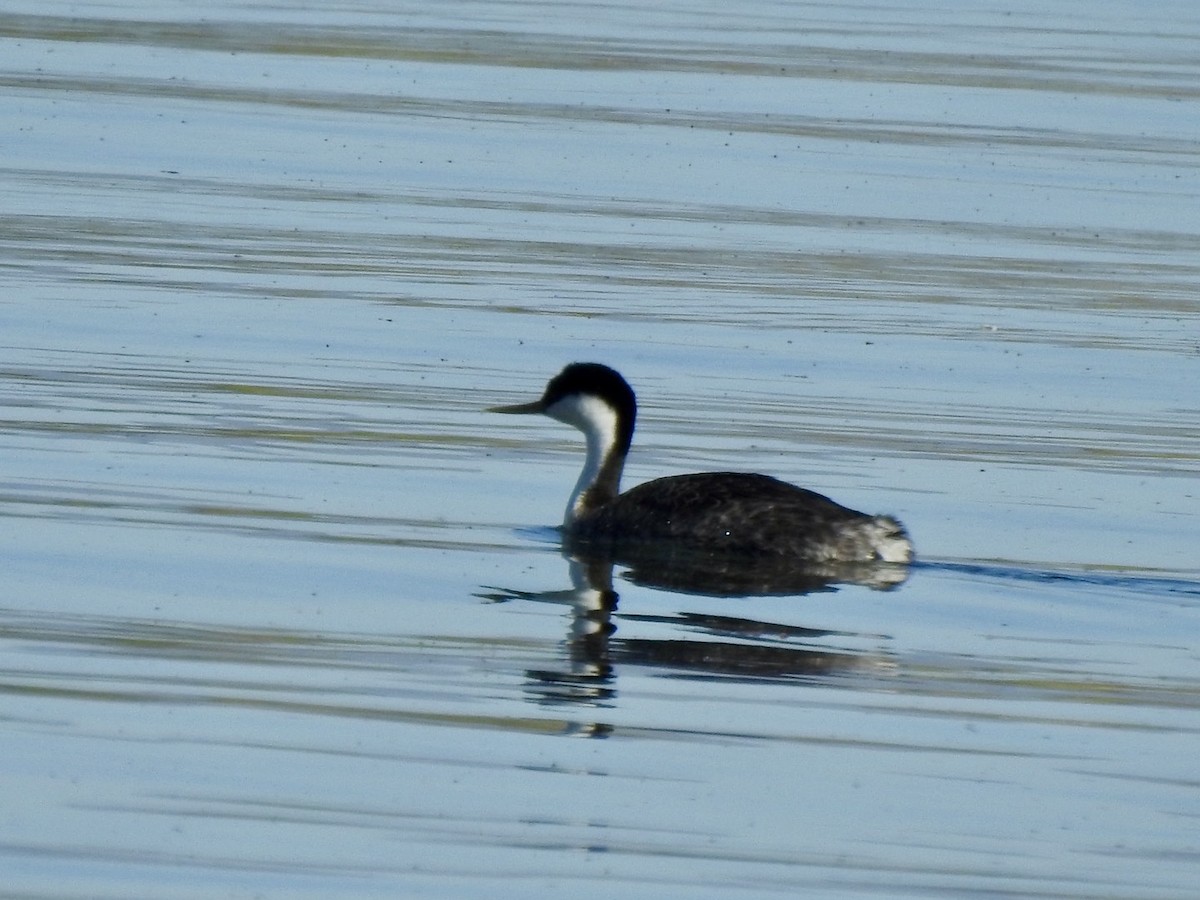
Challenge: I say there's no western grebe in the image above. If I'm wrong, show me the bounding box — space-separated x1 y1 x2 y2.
490 363 913 565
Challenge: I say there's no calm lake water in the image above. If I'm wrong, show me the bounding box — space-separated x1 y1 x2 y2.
3 1 1199 897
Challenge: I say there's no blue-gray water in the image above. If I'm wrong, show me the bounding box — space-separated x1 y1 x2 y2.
2 1 1198 897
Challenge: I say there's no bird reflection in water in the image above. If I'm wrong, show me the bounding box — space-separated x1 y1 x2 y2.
480 543 906 714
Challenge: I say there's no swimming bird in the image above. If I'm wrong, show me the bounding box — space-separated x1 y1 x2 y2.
490 363 913 565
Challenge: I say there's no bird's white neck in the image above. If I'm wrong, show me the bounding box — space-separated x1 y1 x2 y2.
544 394 626 526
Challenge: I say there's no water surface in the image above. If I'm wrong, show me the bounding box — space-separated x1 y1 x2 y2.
2 1 1199 897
